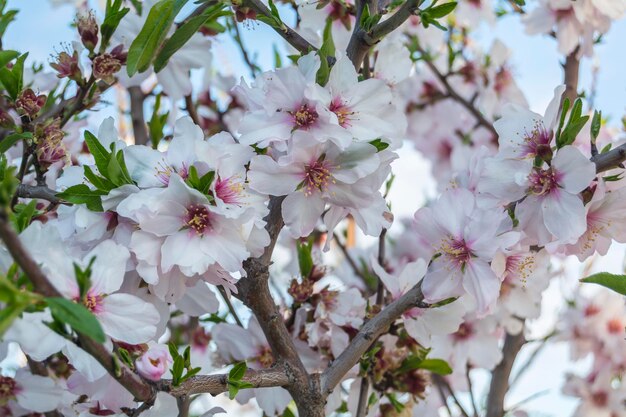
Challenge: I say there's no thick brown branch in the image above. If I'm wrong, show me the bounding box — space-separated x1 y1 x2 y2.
347 0 420 68
592 142 626 173
128 86 149 146
562 51 580 105
167 368 289 397
321 281 426 395
0 216 154 402
485 332 526 417
16 184 61 204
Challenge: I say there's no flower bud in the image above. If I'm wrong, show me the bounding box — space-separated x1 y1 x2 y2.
234 6 257 22
135 343 172 382
15 88 47 118
77 11 99 52
288 278 314 303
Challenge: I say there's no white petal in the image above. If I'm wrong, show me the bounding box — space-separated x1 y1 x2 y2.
99 293 159 344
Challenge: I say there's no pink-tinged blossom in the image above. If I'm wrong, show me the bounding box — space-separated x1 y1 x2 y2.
564 183 626 260
132 174 250 275
563 368 626 417
480 145 596 245
20 222 160 344
136 343 172 381
308 56 407 143
0 370 63 414
414 188 519 314
248 131 389 238
372 256 467 346
493 85 565 159
237 53 352 149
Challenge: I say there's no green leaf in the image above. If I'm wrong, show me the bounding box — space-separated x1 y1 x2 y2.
581 272 626 296
101 0 130 49
0 8 17 38
107 146 134 186
10 200 38 232
0 132 32 154
126 0 190 76
154 3 229 72
84 131 111 176
46 297 106 343
148 93 169 148
590 110 601 142
416 358 453 375
84 165 116 192
369 138 389 152
316 18 335 86
427 2 457 18
229 361 247 382
555 97 570 145
296 240 314 278
56 184 105 212
0 50 18 69
0 299 27 339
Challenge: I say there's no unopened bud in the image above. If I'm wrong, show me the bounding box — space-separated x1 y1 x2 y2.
77 11 99 52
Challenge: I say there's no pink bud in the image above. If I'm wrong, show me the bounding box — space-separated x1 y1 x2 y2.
135 343 172 382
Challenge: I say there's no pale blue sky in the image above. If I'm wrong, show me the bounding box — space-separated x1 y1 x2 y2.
6 1 626 416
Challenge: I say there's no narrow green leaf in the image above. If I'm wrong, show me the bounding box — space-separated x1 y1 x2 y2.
46 297 106 343
581 272 626 296
126 0 190 76
0 50 18 69
416 358 453 375
154 3 229 72
0 299 28 339
0 132 31 153
555 97 570 147
591 110 602 141
84 165 116 192
296 240 314 278
229 361 247 382
101 0 130 48
427 2 457 18
84 131 111 176
56 184 105 212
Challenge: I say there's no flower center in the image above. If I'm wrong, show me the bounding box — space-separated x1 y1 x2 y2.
505 254 535 283
453 323 474 341
81 291 104 314
329 98 354 127
256 346 274 368
303 160 333 196
607 318 624 334
527 167 558 196
184 204 212 235
584 304 600 317
291 103 318 129
0 376 18 405
592 391 609 407
155 161 188 185
439 237 472 268
215 177 244 205
520 123 552 158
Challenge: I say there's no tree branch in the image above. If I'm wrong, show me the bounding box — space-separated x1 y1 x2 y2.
485 331 526 417
0 215 155 402
128 86 149 146
16 184 61 204
321 280 427 395
166 367 289 397
592 142 626 173
243 0 316 55
416 44 497 138
347 0 421 68
562 50 580 105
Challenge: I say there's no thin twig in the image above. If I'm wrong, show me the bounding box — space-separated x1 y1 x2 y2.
218 286 243 327
466 365 478 417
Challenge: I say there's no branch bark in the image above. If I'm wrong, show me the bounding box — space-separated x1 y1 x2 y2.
243 0 316 55
0 216 155 402
321 280 426 395
347 0 421 68
128 86 149 146
16 184 61 204
485 331 526 417
562 51 580 105
166 368 289 397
